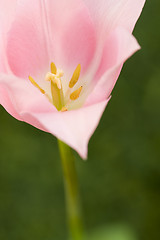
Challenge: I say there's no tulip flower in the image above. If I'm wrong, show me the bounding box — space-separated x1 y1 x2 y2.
0 1 146 239
0 0 145 159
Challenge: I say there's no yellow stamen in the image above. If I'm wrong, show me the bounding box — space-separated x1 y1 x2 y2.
29 62 83 112
69 64 81 88
51 62 57 74
70 86 82 100
61 107 68 112
28 76 45 94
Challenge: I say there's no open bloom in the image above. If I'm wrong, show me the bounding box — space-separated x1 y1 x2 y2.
0 0 145 159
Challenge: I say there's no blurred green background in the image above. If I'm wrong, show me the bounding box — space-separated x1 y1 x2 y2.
0 1 160 240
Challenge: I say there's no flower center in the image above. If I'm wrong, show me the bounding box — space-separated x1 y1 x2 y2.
28 62 83 111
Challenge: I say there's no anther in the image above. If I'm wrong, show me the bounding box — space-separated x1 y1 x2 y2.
61 107 68 112
51 62 57 74
70 86 82 100
69 64 81 88
28 76 45 94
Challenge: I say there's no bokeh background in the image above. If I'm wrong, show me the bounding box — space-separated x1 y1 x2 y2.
0 1 159 240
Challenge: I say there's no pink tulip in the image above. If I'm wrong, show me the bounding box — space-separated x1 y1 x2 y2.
0 0 145 159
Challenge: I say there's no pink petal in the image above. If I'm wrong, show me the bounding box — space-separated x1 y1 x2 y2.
0 30 7 73
22 99 109 159
6 0 49 78
86 27 140 104
0 0 17 73
7 0 96 78
46 0 96 72
0 73 55 128
0 73 108 159
83 0 146 34
0 0 17 33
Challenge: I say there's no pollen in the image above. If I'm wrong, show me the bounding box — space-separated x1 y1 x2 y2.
70 86 83 100
69 64 81 88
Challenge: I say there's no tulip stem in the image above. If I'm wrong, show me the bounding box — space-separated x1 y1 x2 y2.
58 140 84 240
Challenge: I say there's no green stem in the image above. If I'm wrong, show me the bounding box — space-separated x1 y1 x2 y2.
58 140 84 240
